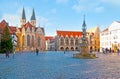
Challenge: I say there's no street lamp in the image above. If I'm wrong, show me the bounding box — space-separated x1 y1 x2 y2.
0 28 2 50
0 34 1 50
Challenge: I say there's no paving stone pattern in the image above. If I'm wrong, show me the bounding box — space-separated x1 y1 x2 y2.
0 51 120 79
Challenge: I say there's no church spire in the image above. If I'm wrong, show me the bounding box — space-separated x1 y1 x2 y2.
20 7 26 26
82 15 86 28
31 8 36 20
22 7 26 20
30 8 36 27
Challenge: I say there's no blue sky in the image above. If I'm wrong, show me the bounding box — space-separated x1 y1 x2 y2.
0 0 120 36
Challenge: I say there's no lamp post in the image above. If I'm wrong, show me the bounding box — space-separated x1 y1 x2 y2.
0 34 1 50
0 28 2 50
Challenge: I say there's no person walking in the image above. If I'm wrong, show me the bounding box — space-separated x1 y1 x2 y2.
6 49 10 58
117 48 120 55
36 48 39 56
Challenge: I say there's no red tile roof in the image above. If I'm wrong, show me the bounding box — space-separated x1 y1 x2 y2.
9 26 17 34
56 30 82 38
0 20 17 34
22 21 33 28
0 20 8 33
45 36 54 40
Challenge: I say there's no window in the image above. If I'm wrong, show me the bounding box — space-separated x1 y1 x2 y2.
70 38 74 45
27 35 30 46
75 38 79 45
60 37 64 45
38 37 40 47
65 37 69 45
32 35 34 47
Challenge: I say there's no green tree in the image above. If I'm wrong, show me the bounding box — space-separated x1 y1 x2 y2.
1 25 13 53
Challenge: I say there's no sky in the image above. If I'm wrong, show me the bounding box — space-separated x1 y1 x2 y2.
0 0 120 36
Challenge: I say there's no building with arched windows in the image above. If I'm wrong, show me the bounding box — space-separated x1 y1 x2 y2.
55 30 82 51
16 8 45 51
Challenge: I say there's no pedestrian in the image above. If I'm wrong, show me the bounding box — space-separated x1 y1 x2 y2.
117 48 119 55
13 50 15 58
64 50 66 54
36 48 39 55
6 49 10 58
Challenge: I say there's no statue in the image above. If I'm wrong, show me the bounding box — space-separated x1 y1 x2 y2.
73 15 97 59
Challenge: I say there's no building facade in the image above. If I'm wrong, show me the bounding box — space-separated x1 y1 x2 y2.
16 8 45 51
100 21 120 52
55 30 82 51
87 26 100 51
0 20 18 51
45 36 55 51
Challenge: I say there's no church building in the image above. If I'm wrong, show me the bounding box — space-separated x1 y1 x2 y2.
16 8 45 51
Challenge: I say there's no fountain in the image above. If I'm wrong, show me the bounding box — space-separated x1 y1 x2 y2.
73 15 97 59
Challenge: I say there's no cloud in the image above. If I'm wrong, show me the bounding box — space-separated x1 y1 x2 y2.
51 8 57 14
101 0 120 6
72 0 104 13
56 0 69 4
1 7 53 28
37 16 52 27
72 5 84 13
95 6 104 13
46 8 57 15
1 13 20 26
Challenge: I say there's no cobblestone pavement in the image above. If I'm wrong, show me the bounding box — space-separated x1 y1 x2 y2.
0 51 120 79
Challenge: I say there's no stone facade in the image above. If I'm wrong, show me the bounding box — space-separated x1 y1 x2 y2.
16 8 45 51
55 30 82 51
87 26 100 51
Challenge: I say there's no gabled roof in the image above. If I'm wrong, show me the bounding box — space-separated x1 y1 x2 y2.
56 30 82 38
102 28 108 32
22 21 33 29
87 26 99 33
0 20 8 33
0 20 17 34
35 27 45 35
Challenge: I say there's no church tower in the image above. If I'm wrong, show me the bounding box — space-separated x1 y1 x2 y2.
20 7 26 26
30 8 36 27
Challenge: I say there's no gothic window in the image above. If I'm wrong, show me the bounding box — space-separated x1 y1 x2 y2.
70 37 74 45
38 37 40 47
60 37 64 45
32 35 34 47
65 37 69 45
27 35 30 46
75 38 79 45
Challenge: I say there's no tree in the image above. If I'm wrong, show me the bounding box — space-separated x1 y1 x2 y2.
1 25 13 53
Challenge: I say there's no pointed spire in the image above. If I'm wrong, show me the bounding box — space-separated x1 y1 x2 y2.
22 7 26 20
31 8 36 20
82 15 86 27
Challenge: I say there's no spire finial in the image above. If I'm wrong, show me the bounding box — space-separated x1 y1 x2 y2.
84 14 85 21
